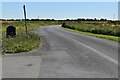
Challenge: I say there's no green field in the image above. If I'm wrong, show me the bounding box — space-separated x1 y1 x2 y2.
62 21 120 42
1 21 61 54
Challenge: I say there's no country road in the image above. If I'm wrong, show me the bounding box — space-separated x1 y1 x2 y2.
2 25 118 78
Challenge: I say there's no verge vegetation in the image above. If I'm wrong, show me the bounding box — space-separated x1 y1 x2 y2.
2 21 60 54
61 21 120 42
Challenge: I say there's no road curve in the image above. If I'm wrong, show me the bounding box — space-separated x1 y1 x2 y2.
36 25 118 78
2 25 118 78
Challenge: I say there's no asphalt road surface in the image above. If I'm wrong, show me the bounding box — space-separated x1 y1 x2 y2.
2 25 118 78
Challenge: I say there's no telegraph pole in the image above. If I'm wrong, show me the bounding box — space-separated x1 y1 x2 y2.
23 5 27 34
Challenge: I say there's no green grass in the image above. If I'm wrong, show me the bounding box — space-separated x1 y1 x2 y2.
2 32 40 54
2 21 61 33
63 28 119 42
62 21 119 42
2 21 61 54
64 21 120 36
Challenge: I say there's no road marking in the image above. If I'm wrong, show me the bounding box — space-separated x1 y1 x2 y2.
50 26 118 66
66 35 118 66
78 41 118 66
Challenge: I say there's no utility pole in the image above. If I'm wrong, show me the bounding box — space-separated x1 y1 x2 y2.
23 5 27 34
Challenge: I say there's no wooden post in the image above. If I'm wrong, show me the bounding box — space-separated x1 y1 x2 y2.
23 5 27 34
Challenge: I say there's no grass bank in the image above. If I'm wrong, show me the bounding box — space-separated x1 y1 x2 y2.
2 32 40 54
63 28 119 42
62 21 120 42
2 21 60 54
63 21 120 36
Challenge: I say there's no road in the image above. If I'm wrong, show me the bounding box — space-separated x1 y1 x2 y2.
2 25 118 78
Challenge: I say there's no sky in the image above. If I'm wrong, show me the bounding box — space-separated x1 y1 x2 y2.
1 2 119 20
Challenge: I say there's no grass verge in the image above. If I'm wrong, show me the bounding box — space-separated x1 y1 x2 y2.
2 32 40 54
2 21 61 54
62 28 119 42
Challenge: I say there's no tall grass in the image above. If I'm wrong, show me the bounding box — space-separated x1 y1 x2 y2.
2 21 60 33
2 32 40 53
62 21 120 42
63 21 120 36
2 21 60 54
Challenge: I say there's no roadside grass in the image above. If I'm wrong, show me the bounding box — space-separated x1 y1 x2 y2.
64 21 120 36
62 21 119 42
62 28 119 42
2 21 61 33
2 32 40 54
2 21 60 54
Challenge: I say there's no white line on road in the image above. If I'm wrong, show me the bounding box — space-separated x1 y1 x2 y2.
66 35 118 66
77 40 118 66
49 26 118 66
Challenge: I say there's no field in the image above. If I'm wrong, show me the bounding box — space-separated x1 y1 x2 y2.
1 20 120 54
1 21 61 54
62 21 120 42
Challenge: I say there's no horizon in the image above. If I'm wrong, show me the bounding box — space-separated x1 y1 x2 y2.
0 18 116 21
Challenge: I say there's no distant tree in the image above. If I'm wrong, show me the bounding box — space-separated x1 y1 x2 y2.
77 18 80 21
86 18 94 21
26 19 30 21
100 18 107 21
7 19 15 21
66 19 70 21
77 18 82 21
16 19 21 21
51 19 55 21
46 19 51 21
1 19 6 21
94 18 97 21
77 18 85 21
30 19 39 21
40 19 45 21
81 18 85 21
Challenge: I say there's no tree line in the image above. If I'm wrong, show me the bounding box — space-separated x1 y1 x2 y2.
1 18 119 21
